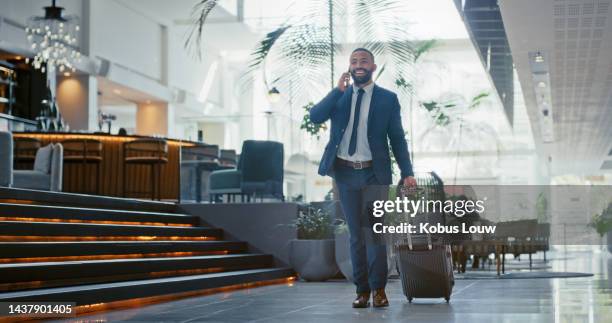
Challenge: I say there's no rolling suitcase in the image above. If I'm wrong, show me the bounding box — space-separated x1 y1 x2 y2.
393 173 454 303
394 234 454 303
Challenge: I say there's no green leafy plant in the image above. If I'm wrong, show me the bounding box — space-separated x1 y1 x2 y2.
420 91 489 127
589 203 612 238
300 102 327 139
294 206 334 240
184 0 219 60
418 91 490 184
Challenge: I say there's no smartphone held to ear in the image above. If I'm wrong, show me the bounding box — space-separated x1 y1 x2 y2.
344 69 351 87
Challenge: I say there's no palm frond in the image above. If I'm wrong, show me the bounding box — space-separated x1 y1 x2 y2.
468 92 490 109
394 75 413 95
353 0 417 95
184 0 219 60
247 25 292 71
239 0 431 110
374 63 386 81
414 39 437 62
280 25 333 64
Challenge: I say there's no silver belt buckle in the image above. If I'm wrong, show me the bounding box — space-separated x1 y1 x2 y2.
353 161 363 170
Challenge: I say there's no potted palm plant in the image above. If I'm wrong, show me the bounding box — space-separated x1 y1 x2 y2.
289 205 338 281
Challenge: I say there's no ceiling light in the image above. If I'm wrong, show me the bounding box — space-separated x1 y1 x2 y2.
534 52 544 63
537 81 546 88
113 89 121 95
63 72 70 77
25 0 81 73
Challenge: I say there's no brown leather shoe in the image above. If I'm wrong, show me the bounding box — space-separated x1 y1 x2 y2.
373 289 389 307
352 292 370 308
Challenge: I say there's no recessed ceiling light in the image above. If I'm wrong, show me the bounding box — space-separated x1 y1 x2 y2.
113 89 121 95
537 81 546 88
15 56 22 60
63 72 71 77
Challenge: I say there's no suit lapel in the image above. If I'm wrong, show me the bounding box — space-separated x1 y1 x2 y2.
342 86 353 126
367 85 378 136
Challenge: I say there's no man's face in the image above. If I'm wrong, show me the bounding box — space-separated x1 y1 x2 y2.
349 50 377 85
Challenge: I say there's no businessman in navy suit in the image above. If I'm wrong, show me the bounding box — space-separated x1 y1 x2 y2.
310 48 416 308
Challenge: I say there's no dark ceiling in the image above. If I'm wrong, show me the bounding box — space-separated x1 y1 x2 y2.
455 0 514 126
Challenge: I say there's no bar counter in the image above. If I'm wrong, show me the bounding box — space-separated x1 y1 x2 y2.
13 132 196 200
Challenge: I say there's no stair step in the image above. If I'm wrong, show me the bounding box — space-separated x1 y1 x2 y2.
0 187 295 312
0 241 248 260
0 254 273 283
0 254 275 292
0 268 295 305
0 187 177 212
0 221 222 240
0 203 199 226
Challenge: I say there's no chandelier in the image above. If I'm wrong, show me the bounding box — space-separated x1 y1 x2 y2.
25 0 81 74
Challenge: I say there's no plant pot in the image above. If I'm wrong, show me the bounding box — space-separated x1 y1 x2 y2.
289 239 338 281
334 230 354 282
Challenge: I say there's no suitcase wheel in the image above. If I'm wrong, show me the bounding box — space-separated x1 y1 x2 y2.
445 296 450 303
408 297 413 303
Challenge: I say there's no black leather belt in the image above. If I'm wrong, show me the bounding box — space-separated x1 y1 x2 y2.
335 157 373 170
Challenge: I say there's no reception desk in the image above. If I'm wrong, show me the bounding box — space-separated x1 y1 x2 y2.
13 132 196 200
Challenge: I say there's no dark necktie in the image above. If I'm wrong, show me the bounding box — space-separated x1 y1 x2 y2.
348 88 365 156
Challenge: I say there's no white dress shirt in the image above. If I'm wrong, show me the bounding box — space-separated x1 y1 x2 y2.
337 82 374 162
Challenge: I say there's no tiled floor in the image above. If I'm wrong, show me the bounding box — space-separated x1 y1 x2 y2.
59 247 612 322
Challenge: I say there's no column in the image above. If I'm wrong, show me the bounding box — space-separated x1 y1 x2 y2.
56 74 98 131
136 102 168 136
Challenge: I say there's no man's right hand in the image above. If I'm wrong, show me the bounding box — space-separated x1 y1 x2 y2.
337 72 351 92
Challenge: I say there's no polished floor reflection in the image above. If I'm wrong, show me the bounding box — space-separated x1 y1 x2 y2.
58 247 612 322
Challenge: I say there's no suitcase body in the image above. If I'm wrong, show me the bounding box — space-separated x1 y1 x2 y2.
394 237 454 303
393 172 454 303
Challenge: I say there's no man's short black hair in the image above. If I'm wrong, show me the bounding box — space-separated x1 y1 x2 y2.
351 47 375 62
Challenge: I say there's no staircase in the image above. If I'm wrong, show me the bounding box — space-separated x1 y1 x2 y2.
0 188 294 314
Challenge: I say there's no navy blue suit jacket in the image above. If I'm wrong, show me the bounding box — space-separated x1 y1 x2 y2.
309 84 414 185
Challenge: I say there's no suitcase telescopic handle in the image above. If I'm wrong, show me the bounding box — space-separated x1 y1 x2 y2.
397 180 432 251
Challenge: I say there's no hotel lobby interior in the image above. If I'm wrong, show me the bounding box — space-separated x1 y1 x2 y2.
0 0 612 322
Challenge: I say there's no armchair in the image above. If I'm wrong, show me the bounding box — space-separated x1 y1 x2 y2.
1 131 63 191
208 140 284 202
13 142 63 192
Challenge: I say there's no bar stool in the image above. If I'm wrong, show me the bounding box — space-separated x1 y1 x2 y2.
181 144 220 202
218 149 237 169
13 137 41 169
123 138 168 200
61 139 103 194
